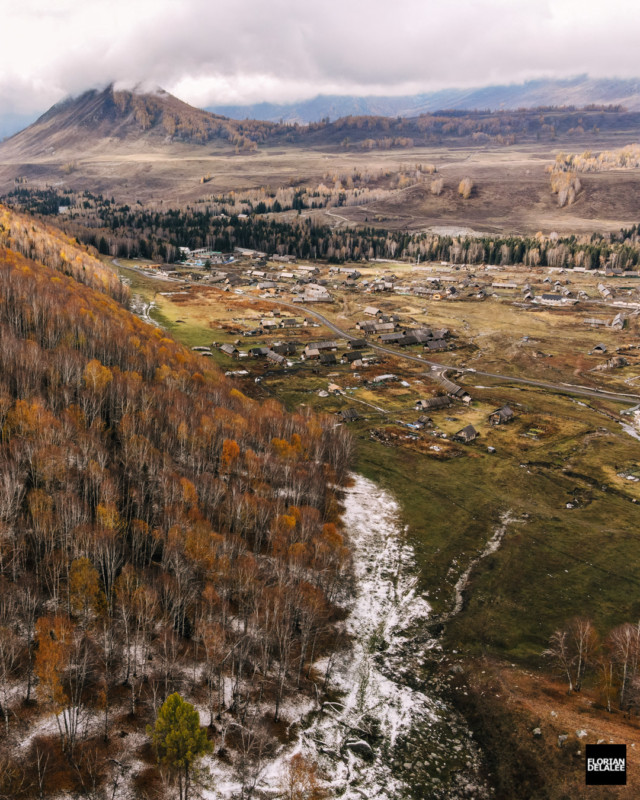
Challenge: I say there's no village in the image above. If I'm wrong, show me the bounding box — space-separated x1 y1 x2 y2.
117 245 640 470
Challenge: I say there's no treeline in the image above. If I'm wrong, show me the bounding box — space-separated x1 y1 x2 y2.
0 219 353 796
8 189 640 269
553 143 640 173
302 106 638 149
544 617 640 713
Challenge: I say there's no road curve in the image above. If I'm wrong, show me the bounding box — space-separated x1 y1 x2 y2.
114 259 640 406
246 295 640 405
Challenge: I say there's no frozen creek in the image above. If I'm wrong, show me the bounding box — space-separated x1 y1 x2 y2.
205 474 491 798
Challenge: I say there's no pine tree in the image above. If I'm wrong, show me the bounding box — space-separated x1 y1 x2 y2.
149 693 212 800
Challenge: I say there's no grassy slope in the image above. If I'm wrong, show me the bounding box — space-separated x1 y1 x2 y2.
355 392 640 664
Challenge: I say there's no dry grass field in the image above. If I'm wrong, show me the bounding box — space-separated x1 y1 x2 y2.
4 133 640 234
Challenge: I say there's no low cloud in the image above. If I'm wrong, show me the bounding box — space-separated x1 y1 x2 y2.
3 0 640 116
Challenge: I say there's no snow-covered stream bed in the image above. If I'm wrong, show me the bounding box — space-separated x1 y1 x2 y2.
205 474 491 799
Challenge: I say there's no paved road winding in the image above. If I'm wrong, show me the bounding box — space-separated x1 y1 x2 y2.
248 295 640 405
115 260 640 405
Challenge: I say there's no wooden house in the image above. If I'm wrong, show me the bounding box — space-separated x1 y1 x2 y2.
453 424 479 443
415 396 451 411
489 405 514 425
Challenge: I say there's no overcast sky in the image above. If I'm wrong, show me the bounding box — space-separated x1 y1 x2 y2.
2 0 640 117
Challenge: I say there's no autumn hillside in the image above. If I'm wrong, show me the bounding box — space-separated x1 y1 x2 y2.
0 210 352 797
0 203 128 303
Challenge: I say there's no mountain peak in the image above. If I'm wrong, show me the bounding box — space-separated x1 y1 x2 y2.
0 83 239 158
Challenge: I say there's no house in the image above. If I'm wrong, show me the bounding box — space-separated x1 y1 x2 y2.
374 322 397 333
432 328 450 339
412 328 433 340
453 424 479 443
439 377 471 402
380 332 405 344
426 339 447 352
249 347 269 358
611 313 626 330
540 293 564 305
415 396 452 411
364 306 382 316
220 344 238 358
303 347 320 360
415 415 433 428
349 338 368 349
342 351 367 363
598 283 612 298
489 405 514 425
272 342 297 356
302 290 333 303
266 350 287 365
339 408 361 422
356 321 378 334
312 340 338 351
592 343 607 354
320 353 337 366
398 335 418 347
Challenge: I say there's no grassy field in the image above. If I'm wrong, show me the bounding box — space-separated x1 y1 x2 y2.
354 386 640 665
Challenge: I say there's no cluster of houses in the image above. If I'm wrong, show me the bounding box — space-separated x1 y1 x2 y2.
215 335 376 370
354 307 452 351
170 247 640 325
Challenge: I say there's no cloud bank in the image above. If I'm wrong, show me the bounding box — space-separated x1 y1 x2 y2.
3 0 640 116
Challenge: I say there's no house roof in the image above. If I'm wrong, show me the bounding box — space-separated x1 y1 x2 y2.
418 396 451 409
454 424 478 441
491 405 514 419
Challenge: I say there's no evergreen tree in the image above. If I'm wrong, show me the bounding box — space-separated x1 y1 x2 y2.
149 693 212 800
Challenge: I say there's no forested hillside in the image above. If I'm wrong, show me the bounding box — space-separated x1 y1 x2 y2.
0 212 352 797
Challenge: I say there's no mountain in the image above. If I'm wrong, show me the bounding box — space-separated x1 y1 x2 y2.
0 84 281 159
208 76 640 123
